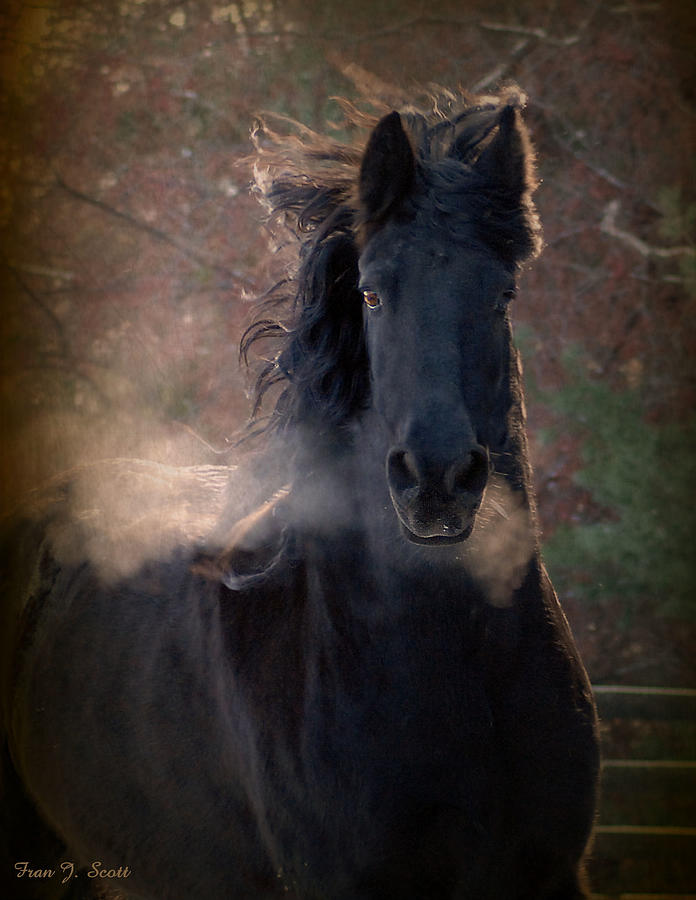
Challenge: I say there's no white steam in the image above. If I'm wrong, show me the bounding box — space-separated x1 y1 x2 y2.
463 475 536 607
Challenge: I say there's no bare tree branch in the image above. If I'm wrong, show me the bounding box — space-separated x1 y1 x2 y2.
479 20 582 46
8 261 76 280
53 173 252 286
470 39 532 92
533 100 659 206
5 261 71 358
600 200 696 259
2 260 111 405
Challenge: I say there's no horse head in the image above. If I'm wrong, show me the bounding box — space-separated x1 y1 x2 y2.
244 90 541 548
354 99 540 543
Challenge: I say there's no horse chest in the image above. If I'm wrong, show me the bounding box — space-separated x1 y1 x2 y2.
252 617 511 897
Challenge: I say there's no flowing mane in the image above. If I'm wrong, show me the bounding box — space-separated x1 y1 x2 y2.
242 87 542 435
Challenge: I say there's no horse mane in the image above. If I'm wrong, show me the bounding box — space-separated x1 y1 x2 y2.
241 86 542 437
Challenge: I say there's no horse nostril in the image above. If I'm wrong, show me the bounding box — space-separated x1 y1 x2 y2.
387 449 420 495
449 449 489 496
388 445 489 502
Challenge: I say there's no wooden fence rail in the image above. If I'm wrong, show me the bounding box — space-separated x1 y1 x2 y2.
590 685 696 900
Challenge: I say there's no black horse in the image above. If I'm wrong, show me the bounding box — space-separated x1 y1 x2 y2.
2 88 599 899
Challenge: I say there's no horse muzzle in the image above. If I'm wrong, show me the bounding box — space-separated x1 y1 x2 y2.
386 444 490 545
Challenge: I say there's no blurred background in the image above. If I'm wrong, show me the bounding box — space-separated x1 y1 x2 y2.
1 1 695 892
2 0 694 680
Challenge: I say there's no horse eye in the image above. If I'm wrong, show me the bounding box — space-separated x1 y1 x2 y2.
363 290 382 310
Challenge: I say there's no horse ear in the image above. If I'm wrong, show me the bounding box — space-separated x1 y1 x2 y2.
359 111 415 223
474 104 535 200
